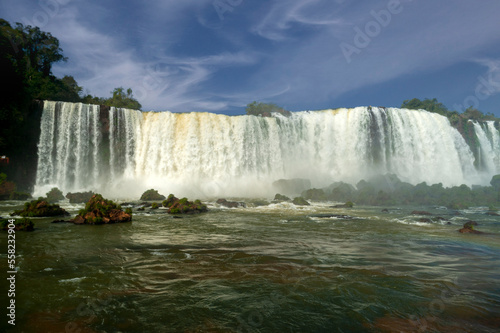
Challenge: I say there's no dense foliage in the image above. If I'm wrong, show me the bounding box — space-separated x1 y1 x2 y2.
76 194 132 224
12 198 68 217
162 194 208 214
1 217 34 231
308 174 500 209
245 101 291 117
65 191 95 203
401 98 498 125
140 189 166 201
46 187 64 203
0 18 142 192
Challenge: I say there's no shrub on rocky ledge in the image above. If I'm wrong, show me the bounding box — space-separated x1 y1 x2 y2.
46 187 65 203
140 189 166 201
1 218 35 231
162 194 207 214
11 198 68 217
66 191 94 203
72 194 132 224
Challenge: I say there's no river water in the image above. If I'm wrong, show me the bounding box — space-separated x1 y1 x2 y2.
1 200 499 332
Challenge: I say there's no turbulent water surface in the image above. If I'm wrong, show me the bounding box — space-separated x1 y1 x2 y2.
1 201 499 332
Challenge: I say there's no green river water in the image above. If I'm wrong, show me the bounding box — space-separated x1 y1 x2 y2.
1 200 499 332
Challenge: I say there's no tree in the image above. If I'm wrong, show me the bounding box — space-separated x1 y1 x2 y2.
102 87 142 110
14 23 66 76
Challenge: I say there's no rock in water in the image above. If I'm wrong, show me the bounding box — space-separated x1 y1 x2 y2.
216 199 243 208
140 189 166 201
459 221 482 234
72 194 132 224
411 210 432 216
163 194 208 214
272 179 311 196
292 197 310 206
11 199 68 217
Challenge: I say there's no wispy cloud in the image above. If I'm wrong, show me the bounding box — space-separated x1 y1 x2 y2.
252 0 345 41
2 0 500 115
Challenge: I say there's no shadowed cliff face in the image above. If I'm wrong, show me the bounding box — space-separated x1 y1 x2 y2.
0 100 44 193
32 101 500 199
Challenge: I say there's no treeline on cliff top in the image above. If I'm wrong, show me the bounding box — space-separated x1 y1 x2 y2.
0 19 141 154
0 18 142 190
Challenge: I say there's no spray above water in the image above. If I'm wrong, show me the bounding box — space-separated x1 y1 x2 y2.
34 101 500 199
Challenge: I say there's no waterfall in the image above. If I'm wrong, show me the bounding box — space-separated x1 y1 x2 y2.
472 121 500 176
33 101 498 198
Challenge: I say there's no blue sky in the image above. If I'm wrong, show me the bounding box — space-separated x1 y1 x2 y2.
2 0 500 116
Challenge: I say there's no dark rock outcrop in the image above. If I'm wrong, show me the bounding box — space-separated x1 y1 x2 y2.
273 193 291 202
1 218 34 231
302 188 327 201
140 189 166 201
272 178 311 196
11 198 68 217
292 197 310 206
459 220 482 234
163 194 207 214
71 194 132 224
411 210 432 216
66 191 94 203
46 187 64 203
216 198 244 208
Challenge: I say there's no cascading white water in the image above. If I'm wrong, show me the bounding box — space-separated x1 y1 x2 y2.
472 120 500 176
34 101 498 198
35 102 102 195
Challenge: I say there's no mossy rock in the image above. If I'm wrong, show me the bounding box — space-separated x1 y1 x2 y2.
11 198 68 217
332 201 354 208
66 191 94 203
73 194 132 224
1 218 35 231
292 197 310 206
250 199 270 207
162 194 178 208
140 189 166 201
165 195 208 215
302 188 327 201
46 187 65 203
273 193 291 202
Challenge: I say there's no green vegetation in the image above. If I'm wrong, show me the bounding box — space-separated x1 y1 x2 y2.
0 18 142 193
82 87 142 110
65 191 94 203
12 198 68 217
273 193 291 202
75 194 132 224
46 187 64 203
140 189 166 201
401 98 498 123
245 101 291 117
1 217 34 231
292 197 310 206
162 194 207 214
317 173 500 209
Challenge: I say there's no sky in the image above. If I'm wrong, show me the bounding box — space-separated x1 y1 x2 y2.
2 0 500 116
